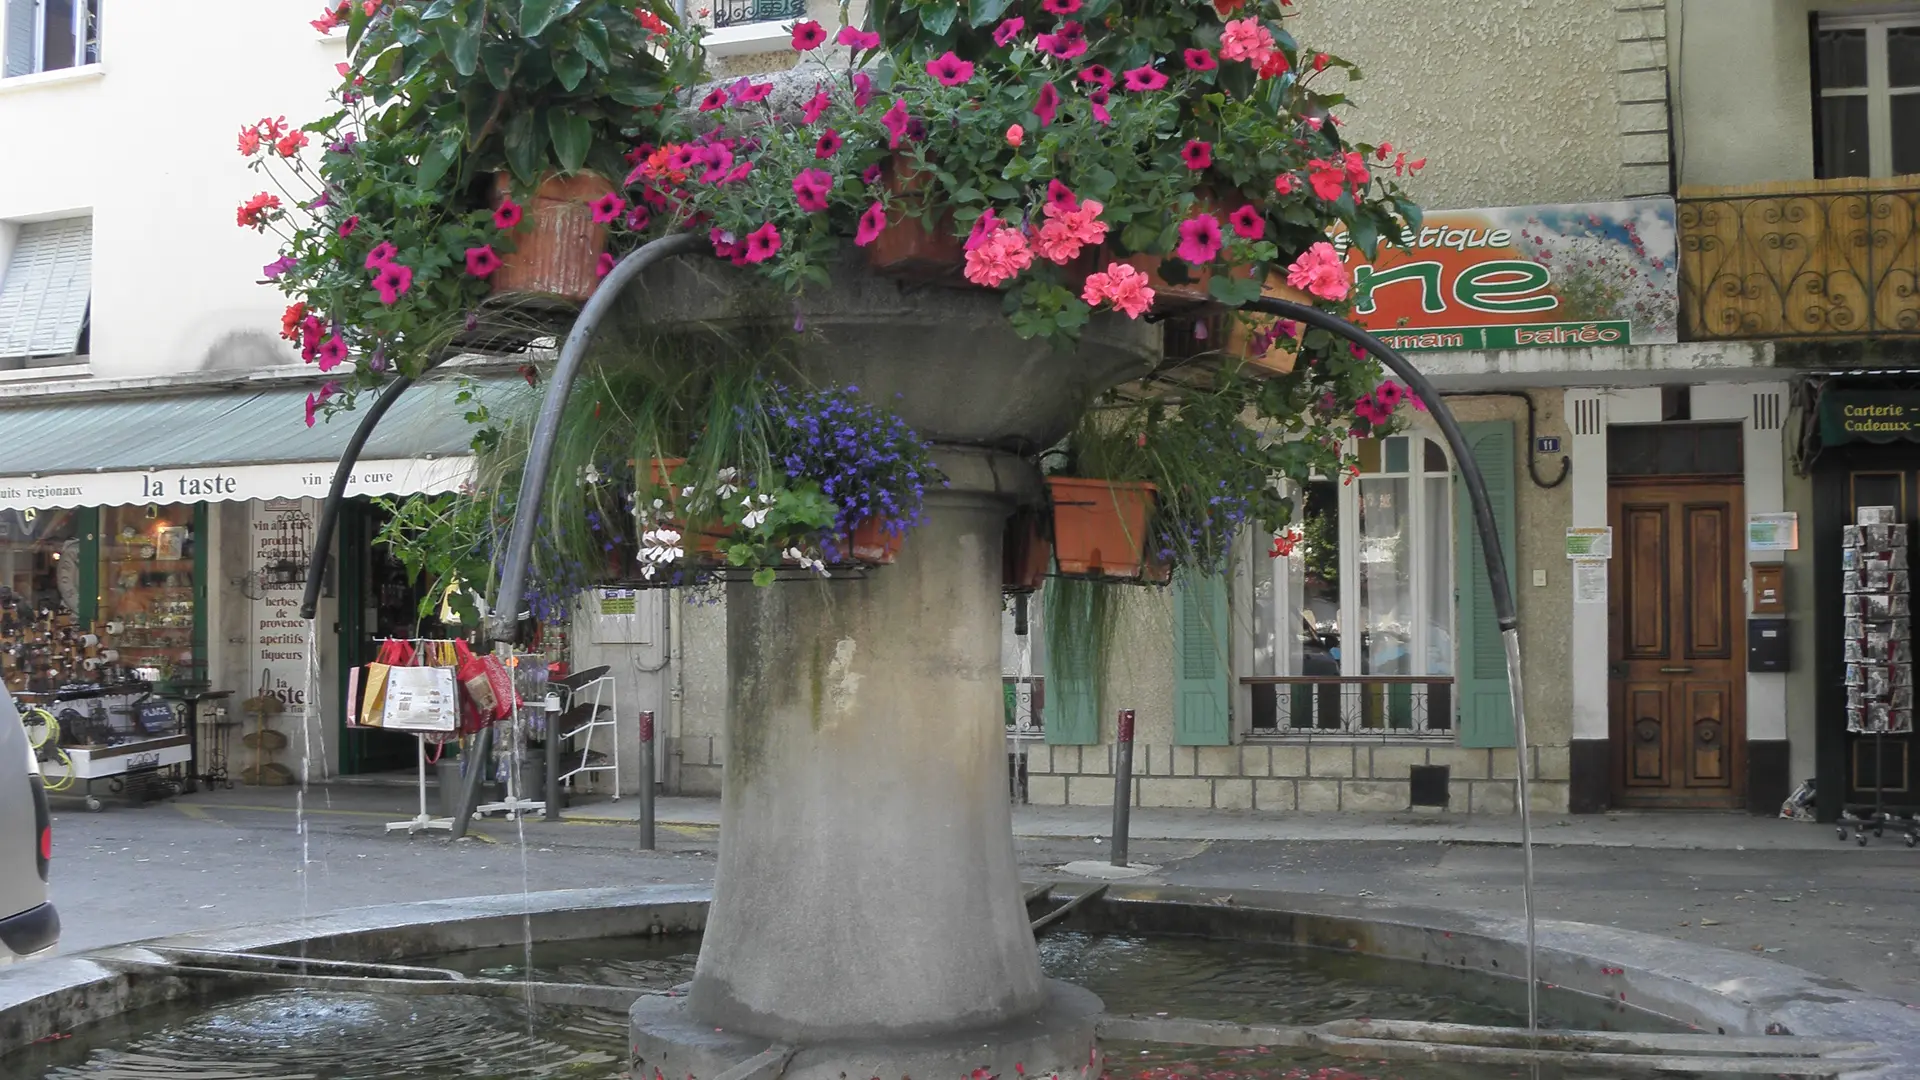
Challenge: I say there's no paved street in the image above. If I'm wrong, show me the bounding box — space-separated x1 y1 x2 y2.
26 783 1920 1006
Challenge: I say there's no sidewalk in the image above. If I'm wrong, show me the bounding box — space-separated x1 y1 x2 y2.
562 794 1850 850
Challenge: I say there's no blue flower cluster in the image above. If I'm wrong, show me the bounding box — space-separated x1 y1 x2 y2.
1153 415 1266 577
761 384 940 544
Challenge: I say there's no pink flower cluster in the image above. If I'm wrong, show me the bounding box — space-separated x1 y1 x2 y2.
1081 262 1155 319
963 223 1035 288
1285 241 1351 301
1034 181 1108 264
1219 17 1277 67
1353 380 1420 427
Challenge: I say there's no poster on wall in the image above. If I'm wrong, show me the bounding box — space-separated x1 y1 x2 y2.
1335 199 1678 351
250 498 317 722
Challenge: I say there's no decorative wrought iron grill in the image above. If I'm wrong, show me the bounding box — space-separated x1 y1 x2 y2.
1244 676 1455 736
711 0 808 29
1678 179 1920 340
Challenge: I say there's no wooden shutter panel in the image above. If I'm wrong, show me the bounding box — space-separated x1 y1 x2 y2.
1041 582 1098 745
1454 420 1517 748
0 217 92 361
4 0 37 77
1173 569 1230 745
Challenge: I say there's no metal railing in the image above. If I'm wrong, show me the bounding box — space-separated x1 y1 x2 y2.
1003 676 1043 736
710 0 807 29
1677 178 1920 340
1242 676 1455 736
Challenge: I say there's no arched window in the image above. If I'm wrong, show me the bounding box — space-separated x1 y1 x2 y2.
1249 432 1455 734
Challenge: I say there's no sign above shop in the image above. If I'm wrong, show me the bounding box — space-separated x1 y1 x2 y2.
1335 199 1678 352
0 456 473 512
1819 390 1920 445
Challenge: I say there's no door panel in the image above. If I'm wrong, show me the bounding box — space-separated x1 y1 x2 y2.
1609 481 1747 809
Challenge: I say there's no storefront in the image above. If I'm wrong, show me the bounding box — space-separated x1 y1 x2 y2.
0 372 514 788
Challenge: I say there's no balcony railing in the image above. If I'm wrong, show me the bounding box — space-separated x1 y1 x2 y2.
1678 177 1920 340
711 0 807 29
1243 676 1455 737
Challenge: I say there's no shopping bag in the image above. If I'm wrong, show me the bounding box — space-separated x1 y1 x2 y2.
358 639 417 729
381 665 459 732
453 639 499 717
482 653 516 719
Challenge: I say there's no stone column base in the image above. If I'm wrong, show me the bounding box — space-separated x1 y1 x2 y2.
632 980 1105 1080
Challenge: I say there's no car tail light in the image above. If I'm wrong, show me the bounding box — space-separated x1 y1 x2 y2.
30 774 49 882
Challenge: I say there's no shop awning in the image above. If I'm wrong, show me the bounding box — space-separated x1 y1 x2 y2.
0 374 530 511
1819 389 1920 446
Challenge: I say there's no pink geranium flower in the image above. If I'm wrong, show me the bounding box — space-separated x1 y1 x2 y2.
1286 240 1352 301
992 17 1024 46
1035 197 1107 264
881 99 910 148
855 201 888 247
1082 261 1156 319
1175 214 1223 264
494 200 523 229
815 129 843 158
590 192 626 223
1122 66 1167 91
1184 48 1217 71
1273 173 1296 195
1229 205 1265 240
1005 124 1024 146
790 19 825 50
836 26 880 50
963 226 1034 287
372 262 413 305
1032 82 1060 127
1219 17 1276 65
927 51 973 86
464 245 502 278
744 223 782 264
792 169 833 212
1307 158 1347 201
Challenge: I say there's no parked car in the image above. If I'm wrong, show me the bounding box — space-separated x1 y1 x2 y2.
0 687 58 964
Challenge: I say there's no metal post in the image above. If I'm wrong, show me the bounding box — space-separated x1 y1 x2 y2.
446 723 491 841
545 711 564 822
638 710 657 850
1111 709 1135 868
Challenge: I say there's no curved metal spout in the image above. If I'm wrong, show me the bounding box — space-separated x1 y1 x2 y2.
1242 294 1538 1037
300 373 424 620
486 231 703 643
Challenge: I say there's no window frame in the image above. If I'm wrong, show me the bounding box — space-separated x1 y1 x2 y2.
3 0 100 80
1815 11 1920 179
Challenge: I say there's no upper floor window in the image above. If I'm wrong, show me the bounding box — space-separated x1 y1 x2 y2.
3 0 99 79
1815 12 1920 178
0 216 93 369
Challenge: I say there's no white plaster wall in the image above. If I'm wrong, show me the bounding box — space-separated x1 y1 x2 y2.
1285 0 1628 208
566 588 671 797
0 1 337 379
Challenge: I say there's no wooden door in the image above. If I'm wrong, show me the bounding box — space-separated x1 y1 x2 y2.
1608 481 1748 808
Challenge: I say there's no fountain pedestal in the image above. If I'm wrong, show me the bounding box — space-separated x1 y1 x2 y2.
623 261 1156 1079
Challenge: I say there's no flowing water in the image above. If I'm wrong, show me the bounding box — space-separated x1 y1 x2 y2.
9 932 1694 1080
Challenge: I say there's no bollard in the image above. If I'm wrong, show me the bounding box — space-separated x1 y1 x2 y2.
545 713 563 822
1111 709 1135 868
638 710 657 850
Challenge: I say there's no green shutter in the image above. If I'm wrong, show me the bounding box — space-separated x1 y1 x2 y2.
1454 420 1517 749
1042 581 1099 745
75 506 98 629
1173 569 1230 746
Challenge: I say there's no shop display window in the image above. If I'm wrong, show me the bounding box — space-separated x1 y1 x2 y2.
98 504 203 688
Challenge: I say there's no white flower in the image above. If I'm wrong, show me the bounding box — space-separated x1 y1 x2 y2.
639 527 685 566
714 467 742 499
784 547 829 576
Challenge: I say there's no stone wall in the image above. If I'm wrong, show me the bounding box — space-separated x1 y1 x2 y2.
1022 741 1572 814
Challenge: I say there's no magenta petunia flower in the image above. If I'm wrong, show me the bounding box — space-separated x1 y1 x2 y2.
1088 87 1112 125
464 245 502 278
861 163 884 185
855 201 888 247
1180 139 1213 170
736 81 774 104
364 241 398 270
1041 0 1080 12
626 204 652 230
262 256 297 280
699 86 729 112
304 380 341 428
317 335 348 372
1077 65 1114 89
1122 66 1168 91
596 252 616 278
992 17 1025 46
927 50 974 86
744 222 782 264
1034 23 1087 60
1032 81 1061 127
337 215 360 237
373 262 413 305
815 129 843 158
853 72 873 109
881 99 910 148
697 144 735 184
721 160 754 184
1184 48 1217 71
1229 204 1265 240
494 200 523 229
802 88 831 124
791 169 833 212
1046 179 1079 213
1175 213 1223 264
1375 380 1407 410
790 19 826 51
590 192 626 224
836 26 880 50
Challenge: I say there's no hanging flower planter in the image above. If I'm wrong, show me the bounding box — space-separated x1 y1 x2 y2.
491 171 616 302
1002 509 1052 593
1047 477 1157 580
1225 276 1316 378
639 457 731 559
866 156 965 281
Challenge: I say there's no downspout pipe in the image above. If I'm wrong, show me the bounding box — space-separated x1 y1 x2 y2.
1242 295 1540 1039
1440 389 1571 489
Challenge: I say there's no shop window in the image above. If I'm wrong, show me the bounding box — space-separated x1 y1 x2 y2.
0 508 83 694
0 215 93 369
97 505 201 688
2 0 101 78
1814 12 1920 179
1249 434 1456 735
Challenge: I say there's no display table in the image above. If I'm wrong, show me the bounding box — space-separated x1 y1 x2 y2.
23 682 191 811
42 734 192 811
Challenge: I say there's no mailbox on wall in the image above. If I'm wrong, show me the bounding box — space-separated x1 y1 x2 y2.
1748 618 1791 672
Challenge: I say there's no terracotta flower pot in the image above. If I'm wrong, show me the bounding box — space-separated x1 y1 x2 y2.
638 457 730 558
849 518 906 565
1047 477 1157 580
866 155 966 281
491 171 616 303
1002 509 1052 593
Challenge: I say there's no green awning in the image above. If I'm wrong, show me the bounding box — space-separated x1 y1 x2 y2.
0 374 530 510
1819 390 1920 446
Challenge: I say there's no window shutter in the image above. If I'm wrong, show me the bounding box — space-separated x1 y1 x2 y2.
1172 569 1231 745
4 0 35 77
1041 583 1098 745
1453 420 1517 748
0 217 93 361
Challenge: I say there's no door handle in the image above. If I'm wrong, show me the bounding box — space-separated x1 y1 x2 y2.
1659 666 1694 674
